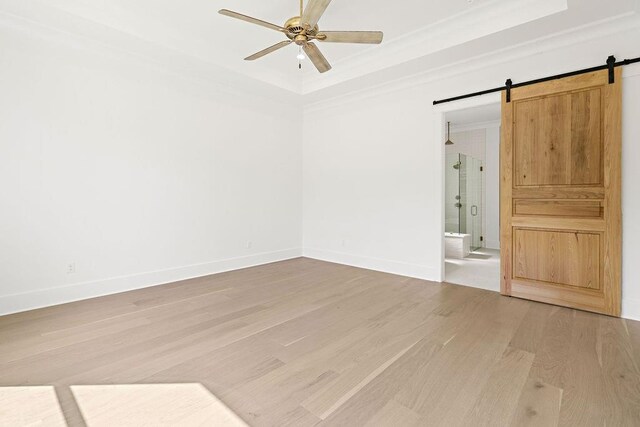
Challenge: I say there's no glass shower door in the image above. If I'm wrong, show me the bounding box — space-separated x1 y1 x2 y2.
445 152 483 250
464 157 483 250
445 153 461 234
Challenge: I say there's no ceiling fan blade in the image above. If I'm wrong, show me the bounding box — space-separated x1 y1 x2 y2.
219 9 288 34
301 0 332 29
303 42 332 73
317 31 384 44
245 41 293 61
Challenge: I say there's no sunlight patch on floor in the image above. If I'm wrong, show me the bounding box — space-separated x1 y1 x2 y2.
71 383 247 427
0 386 66 426
0 383 247 427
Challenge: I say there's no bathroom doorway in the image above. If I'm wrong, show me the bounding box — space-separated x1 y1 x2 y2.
443 103 501 291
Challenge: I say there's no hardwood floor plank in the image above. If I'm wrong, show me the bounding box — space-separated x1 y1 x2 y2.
557 311 607 427
301 337 421 419
510 378 563 427
625 319 640 371
461 346 535 426
394 295 529 424
319 338 445 426
509 303 555 353
527 306 575 388
364 399 422 427
0 258 639 426
597 316 640 425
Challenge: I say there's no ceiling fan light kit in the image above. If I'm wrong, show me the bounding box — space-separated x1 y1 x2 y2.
219 0 384 73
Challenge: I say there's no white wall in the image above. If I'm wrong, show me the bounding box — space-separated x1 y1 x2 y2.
0 18 303 314
485 127 500 250
303 27 640 320
621 72 640 321
303 87 440 279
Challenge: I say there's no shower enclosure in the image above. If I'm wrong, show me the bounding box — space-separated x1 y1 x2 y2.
445 153 483 251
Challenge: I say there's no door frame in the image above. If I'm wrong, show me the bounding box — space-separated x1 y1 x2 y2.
433 94 501 284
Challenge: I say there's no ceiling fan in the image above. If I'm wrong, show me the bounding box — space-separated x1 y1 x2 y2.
219 0 384 73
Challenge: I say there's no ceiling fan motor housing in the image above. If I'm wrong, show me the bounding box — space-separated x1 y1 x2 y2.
284 16 319 44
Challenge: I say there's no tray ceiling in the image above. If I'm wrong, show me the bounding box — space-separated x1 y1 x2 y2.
0 0 637 97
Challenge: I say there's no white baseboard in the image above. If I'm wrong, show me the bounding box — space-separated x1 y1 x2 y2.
622 297 640 322
4 247 636 322
303 247 439 282
0 248 302 316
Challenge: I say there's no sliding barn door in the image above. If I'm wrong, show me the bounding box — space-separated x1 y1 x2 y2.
501 69 622 316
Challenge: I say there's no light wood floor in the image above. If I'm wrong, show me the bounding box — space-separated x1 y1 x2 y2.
1 258 639 426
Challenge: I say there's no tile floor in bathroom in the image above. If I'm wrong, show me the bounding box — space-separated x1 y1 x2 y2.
445 248 500 291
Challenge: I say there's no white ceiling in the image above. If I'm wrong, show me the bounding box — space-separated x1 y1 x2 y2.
447 104 501 128
44 1 479 65
0 0 638 96
10 0 489 91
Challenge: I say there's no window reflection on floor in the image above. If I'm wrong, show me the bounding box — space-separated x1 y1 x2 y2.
0 386 66 426
71 383 247 427
1 383 247 427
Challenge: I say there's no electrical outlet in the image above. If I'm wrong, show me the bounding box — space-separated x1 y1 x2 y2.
246 241 253 249
341 239 347 247
67 263 76 274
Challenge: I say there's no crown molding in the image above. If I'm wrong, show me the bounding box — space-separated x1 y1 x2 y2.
1 0 638 111
0 0 569 98
303 11 640 113
301 0 569 94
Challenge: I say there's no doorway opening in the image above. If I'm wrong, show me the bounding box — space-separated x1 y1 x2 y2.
443 103 501 291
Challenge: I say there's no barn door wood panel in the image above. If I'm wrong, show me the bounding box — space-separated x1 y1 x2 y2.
501 69 622 316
